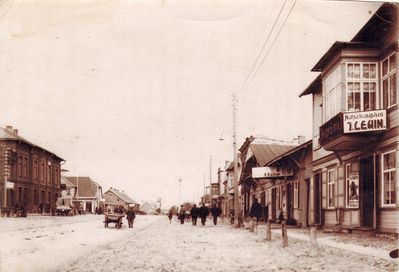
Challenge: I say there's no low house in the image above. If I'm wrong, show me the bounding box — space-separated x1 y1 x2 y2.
104 188 139 212
65 176 103 214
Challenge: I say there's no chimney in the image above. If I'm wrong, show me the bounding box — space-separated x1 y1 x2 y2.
5 125 12 131
12 129 18 135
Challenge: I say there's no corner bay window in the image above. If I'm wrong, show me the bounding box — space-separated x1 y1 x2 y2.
323 64 342 122
346 62 378 112
382 150 396 206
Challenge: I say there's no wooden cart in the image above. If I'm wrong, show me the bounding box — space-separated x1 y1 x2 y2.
104 213 124 229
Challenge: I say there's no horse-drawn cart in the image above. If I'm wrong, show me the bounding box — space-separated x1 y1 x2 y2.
104 213 124 229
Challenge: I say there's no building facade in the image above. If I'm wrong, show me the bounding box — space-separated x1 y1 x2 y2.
300 4 398 233
0 126 63 214
65 176 103 214
104 188 139 212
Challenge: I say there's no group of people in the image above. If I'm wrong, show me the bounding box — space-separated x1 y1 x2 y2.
169 203 222 226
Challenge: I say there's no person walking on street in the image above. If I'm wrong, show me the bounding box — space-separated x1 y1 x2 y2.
168 208 173 223
190 204 198 226
198 203 209 226
126 206 136 228
178 205 185 224
249 198 263 223
229 209 235 225
210 204 221 225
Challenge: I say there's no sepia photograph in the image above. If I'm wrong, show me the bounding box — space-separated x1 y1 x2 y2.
0 0 398 271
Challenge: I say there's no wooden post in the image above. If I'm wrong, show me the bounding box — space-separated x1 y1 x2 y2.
309 226 319 257
282 220 288 247
249 217 254 232
265 220 271 241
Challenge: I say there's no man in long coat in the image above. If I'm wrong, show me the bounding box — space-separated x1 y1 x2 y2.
198 203 209 226
126 206 136 228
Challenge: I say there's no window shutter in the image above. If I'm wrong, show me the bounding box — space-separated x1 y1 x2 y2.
322 171 327 209
336 166 345 208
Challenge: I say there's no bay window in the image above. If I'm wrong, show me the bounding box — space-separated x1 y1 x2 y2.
381 53 397 108
346 62 378 112
381 150 397 207
323 65 342 122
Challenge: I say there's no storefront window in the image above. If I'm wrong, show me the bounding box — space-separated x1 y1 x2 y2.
346 62 378 112
327 169 336 208
381 53 397 108
345 163 359 208
382 150 396 206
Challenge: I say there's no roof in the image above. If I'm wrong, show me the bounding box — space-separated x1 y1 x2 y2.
311 41 378 72
65 177 102 198
299 75 321 97
61 176 76 189
351 3 396 43
105 188 138 205
266 140 312 166
249 143 297 167
226 161 234 171
0 126 64 161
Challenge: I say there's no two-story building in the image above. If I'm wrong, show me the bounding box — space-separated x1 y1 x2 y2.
0 126 64 214
300 3 398 233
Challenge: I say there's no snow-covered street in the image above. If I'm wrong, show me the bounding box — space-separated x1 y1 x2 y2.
0 215 397 272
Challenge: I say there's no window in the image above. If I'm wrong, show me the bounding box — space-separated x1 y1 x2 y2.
323 65 342 122
47 165 51 184
381 53 397 108
17 156 22 177
345 163 359 208
381 150 396 207
33 160 38 180
327 169 336 208
346 62 378 112
293 181 299 209
23 157 28 178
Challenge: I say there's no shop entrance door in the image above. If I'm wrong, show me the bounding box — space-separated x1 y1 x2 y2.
314 173 322 225
360 157 374 228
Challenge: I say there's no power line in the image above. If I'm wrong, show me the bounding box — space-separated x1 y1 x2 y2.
238 0 287 94
245 0 297 91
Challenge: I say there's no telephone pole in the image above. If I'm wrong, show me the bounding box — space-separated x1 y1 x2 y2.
232 94 241 227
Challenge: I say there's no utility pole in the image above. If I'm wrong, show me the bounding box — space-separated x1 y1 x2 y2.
233 94 241 227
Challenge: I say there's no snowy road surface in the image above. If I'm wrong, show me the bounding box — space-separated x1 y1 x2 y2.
0 215 397 272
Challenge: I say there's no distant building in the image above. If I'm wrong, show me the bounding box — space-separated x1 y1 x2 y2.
65 176 103 213
104 188 139 212
0 126 64 214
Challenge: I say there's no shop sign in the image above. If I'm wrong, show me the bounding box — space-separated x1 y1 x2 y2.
347 172 359 208
343 109 386 133
252 166 293 179
5 181 14 189
319 112 344 146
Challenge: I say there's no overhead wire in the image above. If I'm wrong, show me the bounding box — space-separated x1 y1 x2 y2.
242 0 297 93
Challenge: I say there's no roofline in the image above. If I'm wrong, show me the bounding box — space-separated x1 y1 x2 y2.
299 74 322 97
266 140 312 166
311 41 378 72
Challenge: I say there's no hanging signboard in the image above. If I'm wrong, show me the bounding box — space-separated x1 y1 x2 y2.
347 172 359 208
343 109 386 134
5 181 15 189
252 166 293 179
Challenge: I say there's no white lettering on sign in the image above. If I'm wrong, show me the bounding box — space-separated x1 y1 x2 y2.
252 167 293 179
343 109 386 133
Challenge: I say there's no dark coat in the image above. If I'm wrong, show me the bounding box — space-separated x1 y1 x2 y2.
190 207 199 217
126 209 136 220
198 206 209 218
249 201 263 219
210 207 221 217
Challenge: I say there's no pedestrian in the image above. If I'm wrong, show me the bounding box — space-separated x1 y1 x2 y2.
190 204 198 226
126 206 136 228
249 198 263 224
178 205 185 224
210 204 221 225
198 203 209 226
229 209 235 225
168 208 173 223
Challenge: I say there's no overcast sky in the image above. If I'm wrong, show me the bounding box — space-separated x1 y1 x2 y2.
0 0 381 208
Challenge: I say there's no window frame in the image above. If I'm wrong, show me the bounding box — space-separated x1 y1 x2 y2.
327 168 336 209
322 64 343 123
293 181 299 209
345 62 379 112
381 150 397 207
380 53 397 109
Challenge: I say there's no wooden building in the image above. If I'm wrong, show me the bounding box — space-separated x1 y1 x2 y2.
299 4 398 233
0 126 64 214
65 176 103 214
104 188 139 212
263 140 312 226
